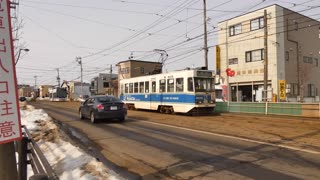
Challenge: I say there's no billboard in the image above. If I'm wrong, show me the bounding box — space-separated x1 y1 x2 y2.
0 0 22 144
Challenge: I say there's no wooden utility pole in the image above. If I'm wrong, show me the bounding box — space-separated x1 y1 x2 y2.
263 10 268 101
203 0 208 70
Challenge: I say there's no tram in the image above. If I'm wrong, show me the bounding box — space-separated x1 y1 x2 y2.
119 69 216 114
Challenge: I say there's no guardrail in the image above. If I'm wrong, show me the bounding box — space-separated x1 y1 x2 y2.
215 102 320 118
16 126 59 180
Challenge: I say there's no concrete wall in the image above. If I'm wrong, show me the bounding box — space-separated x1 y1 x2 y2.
283 8 320 101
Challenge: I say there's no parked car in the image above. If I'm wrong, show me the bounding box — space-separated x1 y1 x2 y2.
79 95 127 123
19 96 27 108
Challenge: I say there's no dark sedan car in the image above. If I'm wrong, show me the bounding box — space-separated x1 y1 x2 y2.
79 95 127 123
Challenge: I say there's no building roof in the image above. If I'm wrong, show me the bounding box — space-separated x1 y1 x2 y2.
116 59 162 65
218 4 320 24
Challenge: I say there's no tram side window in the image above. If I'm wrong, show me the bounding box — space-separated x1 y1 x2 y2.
139 82 144 93
145 81 149 93
129 83 133 93
176 78 184 92
124 84 128 93
167 79 174 92
152 81 156 93
134 82 139 93
160 79 166 93
188 78 193 92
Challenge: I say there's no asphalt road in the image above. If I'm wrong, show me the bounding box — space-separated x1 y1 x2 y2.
32 102 320 180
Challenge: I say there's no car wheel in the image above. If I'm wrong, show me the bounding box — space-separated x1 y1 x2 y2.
119 114 127 122
90 112 96 123
79 110 84 119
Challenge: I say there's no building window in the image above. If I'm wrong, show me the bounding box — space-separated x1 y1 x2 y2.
176 78 184 92
315 58 318 67
293 83 298 95
159 79 166 93
103 82 109 88
229 58 238 65
303 56 313 64
134 82 138 93
246 49 264 62
308 84 315 97
229 24 242 36
250 17 264 31
285 51 289 61
140 67 144 74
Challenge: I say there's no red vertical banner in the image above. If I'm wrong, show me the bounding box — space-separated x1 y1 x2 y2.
222 85 228 102
0 0 22 144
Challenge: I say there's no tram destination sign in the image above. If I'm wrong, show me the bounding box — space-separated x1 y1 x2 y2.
196 71 213 77
0 0 22 144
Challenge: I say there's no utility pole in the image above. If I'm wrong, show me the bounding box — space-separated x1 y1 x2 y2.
56 68 60 87
34 75 37 89
203 0 208 70
110 64 113 95
76 57 83 98
263 10 268 102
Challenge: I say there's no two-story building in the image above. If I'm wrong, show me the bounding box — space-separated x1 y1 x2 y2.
116 60 162 97
217 4 320 102
90 73 118 96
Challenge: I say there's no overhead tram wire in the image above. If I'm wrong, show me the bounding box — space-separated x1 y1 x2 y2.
80 0 198 59
22 0 156 15
79 0 199 64
133 5 320 63
83 0 235 64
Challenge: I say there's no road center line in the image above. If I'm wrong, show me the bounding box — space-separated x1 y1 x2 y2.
130 118 320 155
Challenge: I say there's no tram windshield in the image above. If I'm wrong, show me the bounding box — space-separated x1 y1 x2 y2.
194 78 214 92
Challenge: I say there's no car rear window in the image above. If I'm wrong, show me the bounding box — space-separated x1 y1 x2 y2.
97 96 121 103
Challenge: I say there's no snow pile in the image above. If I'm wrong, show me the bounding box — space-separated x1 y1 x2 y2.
20 105 121 180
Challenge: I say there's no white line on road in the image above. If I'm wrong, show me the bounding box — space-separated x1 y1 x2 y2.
130 118 320 155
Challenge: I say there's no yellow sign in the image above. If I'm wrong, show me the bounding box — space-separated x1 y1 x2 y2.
279 80 286 100
216 46 220 75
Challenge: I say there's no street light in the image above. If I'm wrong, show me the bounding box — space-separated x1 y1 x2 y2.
15 48 30 65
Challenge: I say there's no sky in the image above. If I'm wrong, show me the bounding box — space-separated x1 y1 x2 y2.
21 105 122 179
13 0 320 86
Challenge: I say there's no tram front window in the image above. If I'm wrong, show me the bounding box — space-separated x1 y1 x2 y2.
194 78 214 92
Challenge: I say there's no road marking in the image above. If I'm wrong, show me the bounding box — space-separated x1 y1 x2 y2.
130 118 320 155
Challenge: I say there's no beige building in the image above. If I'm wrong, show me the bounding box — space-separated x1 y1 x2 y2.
39 85 53 98
18 87 32 97
116 60 162 97
218 4 320 102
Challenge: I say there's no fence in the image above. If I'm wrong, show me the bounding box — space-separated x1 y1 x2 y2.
16 126 58 180
215 102 320 118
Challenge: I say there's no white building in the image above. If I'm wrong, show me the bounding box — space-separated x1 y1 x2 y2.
217 4 320 102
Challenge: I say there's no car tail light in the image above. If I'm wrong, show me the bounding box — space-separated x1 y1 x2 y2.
96 104 104 110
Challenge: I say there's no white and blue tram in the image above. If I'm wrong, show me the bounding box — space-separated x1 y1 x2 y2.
119 69 216 114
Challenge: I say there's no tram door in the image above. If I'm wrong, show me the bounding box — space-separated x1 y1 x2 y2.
159 78 166 107
150 80 157 110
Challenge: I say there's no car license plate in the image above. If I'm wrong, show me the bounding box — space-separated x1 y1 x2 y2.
110 106 117 110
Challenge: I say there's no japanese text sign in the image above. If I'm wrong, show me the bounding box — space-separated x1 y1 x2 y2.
0 0 22 144
279 80 286 101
